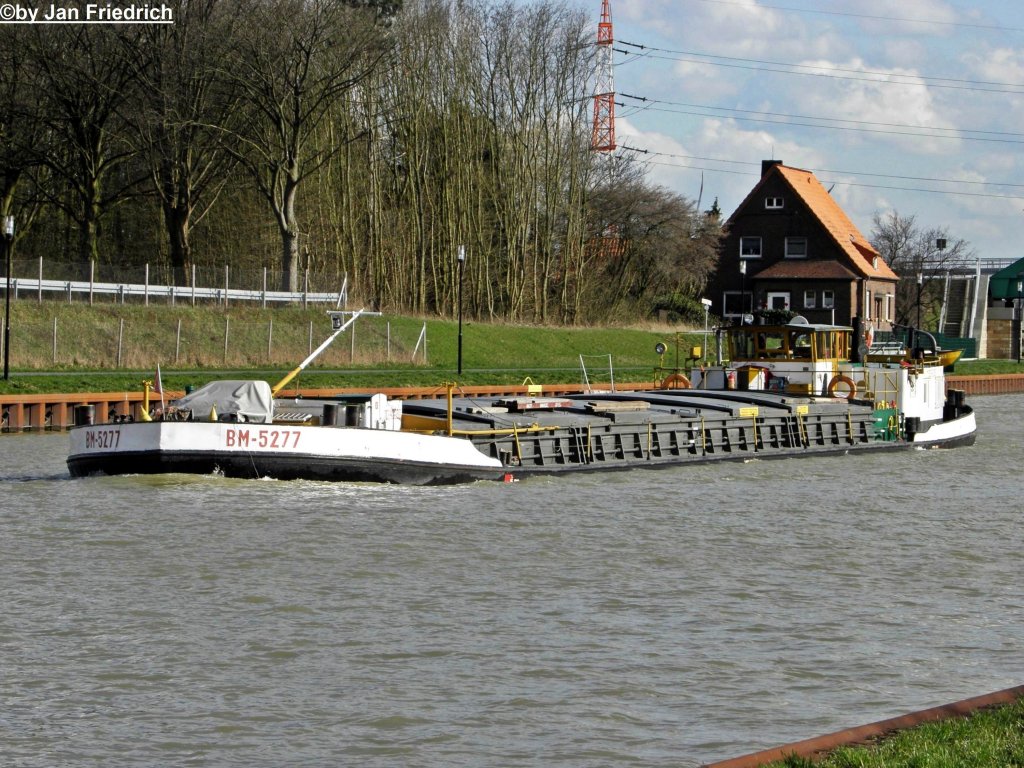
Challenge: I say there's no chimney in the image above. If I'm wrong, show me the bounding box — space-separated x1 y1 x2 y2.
762 159 783 177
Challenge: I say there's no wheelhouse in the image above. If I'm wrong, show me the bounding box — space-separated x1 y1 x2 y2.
727 323 852 364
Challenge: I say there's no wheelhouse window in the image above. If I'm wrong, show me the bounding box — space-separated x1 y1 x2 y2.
822 290 835 309
740 237 762 258
785 237 808 258
803 290 816 309
765 196 784 209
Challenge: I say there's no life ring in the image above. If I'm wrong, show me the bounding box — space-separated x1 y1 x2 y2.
661 373 691 389
827 374 857 399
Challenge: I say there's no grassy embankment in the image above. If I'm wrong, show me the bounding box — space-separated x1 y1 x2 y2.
0 301 699 394
1 301 1022 395
766 698 1024 768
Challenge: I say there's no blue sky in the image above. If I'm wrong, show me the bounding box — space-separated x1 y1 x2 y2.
585 0 1024 264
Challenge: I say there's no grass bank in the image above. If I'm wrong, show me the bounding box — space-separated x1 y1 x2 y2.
1 300 1022 395
0 301 700 394
767 698 1024 768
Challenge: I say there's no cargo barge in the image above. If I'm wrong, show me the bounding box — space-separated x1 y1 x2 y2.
67 316 976 485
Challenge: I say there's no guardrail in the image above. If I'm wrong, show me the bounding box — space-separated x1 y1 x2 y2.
4 277 344 307
2 260 347 307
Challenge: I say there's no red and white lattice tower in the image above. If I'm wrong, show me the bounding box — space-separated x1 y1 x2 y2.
591 0 616 152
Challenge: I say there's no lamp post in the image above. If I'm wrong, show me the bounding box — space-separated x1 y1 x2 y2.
700 297 711 360
739 259 747 324
456 244 465 375
916 271 923 330
3 215 14 381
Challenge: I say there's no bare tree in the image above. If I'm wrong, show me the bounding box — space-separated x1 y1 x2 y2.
27 24 146 265
124 0 243 285
226 0 391 292
585 164 720 320
871 210 974 327
0 26 44 248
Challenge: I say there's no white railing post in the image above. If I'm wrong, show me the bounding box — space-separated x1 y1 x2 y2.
224 264 229 307
116 318 124 367
89 261 94 306
191 264 196 306
262 267 267 309
37 257 42 304
144 263 149 306
303 268 308 309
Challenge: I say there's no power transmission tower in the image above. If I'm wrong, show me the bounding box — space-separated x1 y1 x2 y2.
591 0 616 152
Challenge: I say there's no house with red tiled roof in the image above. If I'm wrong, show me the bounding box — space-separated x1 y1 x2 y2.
708 160 898 331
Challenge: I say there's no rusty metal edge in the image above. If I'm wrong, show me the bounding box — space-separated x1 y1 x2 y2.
702 684 1024 768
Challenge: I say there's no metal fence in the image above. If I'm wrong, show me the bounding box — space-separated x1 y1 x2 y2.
2 257 348 308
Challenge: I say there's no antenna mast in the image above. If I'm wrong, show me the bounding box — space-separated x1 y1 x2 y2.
591 0 616 152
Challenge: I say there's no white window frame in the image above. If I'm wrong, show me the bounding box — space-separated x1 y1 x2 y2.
740 236 762 258
822 290 835 309
766 291 791 310
865 288 872 320
803 290 816 309
722 290 750 319
765 196 784 209
785 237 808 259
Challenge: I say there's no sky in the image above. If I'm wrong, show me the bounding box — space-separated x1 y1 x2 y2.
583 0 1024 266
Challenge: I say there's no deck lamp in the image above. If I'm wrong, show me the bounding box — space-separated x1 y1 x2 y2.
3 214 14 381
457 245 466 375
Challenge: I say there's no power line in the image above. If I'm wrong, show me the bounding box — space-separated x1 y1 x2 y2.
684 0 1024 34
617 99 1024 145
616 42 1024 95
618 147 1024 201
618 93 1024 141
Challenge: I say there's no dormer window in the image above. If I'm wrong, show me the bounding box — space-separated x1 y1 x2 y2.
765 196 784 209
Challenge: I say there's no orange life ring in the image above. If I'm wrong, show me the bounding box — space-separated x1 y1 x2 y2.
661 373 691 389
827 374 857 399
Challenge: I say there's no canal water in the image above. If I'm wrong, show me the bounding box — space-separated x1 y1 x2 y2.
1 394 1022 767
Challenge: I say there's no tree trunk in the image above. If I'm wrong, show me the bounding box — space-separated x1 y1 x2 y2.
280 173 300 292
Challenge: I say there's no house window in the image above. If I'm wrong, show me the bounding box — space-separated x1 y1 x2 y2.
723 291 751 317
803 290 816 309
740 237 762 258
785 237 807 258
765 196 784 209
822 290 835 309
865 289 872 320
766 291 790 310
